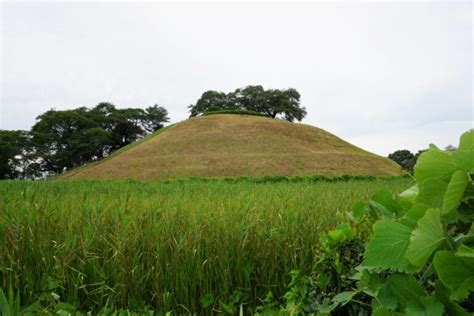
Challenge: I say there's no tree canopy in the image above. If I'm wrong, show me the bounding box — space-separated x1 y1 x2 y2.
2 86 309 179
188 86 307 122
388 149 427 173
0 103 169 179
387 150 414 171
0 130 30 179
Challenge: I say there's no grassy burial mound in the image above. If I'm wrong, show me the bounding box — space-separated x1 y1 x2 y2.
59 114 402 180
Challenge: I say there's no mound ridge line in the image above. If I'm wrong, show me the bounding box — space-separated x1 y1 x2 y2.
58 114 402 180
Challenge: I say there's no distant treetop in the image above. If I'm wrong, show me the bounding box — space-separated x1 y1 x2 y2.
0 103 169 179
188 85 307 122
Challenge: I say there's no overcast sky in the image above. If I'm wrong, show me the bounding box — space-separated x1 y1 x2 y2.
1 1 472 156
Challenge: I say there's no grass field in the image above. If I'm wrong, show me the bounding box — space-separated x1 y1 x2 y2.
0 177 412 314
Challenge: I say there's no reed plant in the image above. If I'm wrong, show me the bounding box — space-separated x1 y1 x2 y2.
0 177 411 313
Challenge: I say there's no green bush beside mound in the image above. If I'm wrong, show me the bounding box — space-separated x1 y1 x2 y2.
165 174 403 184
261 129 474 315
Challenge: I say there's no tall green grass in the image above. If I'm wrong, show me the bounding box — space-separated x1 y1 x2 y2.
0 178 411 313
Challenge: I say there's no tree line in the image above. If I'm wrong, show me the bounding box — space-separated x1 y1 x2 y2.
0 103 169 179
3 89 449 180
1 85 308 179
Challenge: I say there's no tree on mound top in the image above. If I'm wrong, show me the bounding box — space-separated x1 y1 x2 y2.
188 91 231 117
188 85 307 122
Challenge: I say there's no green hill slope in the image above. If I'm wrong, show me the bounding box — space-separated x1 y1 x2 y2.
59 114 402 180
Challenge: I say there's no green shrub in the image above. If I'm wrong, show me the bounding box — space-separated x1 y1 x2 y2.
305 130 473 314
164 174 406 185
349 130 474 315
0 176 411 314
257 129 474 315
254 213 374 315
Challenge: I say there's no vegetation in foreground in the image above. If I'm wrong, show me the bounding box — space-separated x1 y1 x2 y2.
0 177 411 314
256 130 473 315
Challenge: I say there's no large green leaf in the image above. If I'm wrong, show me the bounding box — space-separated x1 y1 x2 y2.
405 296 444 316
363 220 415 272
433 251 474 301
434 280 470 316
358 269 385 297
331 291 356 307
458 129 474 150
417 179 448 209
452 276 474 301
452 129 474 172
456 244 474 258
451 150 474 173
351 200 367 219
414 149 456 183
326 224 354 243
443 171 469 214
400 203 429 229
369 200 396 218
405 209 445 268
386 273 426 309
371 283 398 311
372 189 403 215
399 184 419 200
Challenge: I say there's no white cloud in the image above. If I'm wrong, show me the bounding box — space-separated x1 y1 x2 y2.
1 1 472 156
346 120 473 156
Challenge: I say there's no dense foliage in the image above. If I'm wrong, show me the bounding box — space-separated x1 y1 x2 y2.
260 130 473 315
387 149 414 171
0 177 411 314
388 146 457 174
388 149 427 173
167 174 406 185
0 130 38 179
0 103 169 178
188 85 307 122
351 130 474 315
